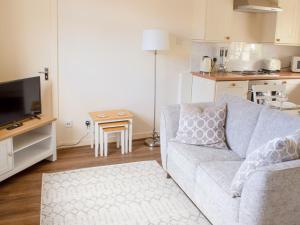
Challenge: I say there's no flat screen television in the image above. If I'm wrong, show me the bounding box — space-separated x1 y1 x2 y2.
0 76 41 127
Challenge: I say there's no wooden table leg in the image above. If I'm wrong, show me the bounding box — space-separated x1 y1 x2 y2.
95 122 99 157
125 127 129 154
99 126 104 157
129 119 133 153
121 130 125 155
90 120 94 149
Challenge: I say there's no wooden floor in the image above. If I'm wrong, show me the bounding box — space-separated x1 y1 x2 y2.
0 140 161 225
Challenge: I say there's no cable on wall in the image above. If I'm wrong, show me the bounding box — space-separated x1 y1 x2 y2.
57 132 89 149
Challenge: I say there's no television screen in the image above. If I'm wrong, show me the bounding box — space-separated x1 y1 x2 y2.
0 77 41 127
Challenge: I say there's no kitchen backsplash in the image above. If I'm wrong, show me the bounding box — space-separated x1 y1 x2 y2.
191 42 300 72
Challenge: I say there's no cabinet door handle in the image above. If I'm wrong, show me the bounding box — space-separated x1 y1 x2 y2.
225 36 230 40
264 82 268 85
282 81 287 84
276 38 281 42
8 152 13 157
231 83 236 87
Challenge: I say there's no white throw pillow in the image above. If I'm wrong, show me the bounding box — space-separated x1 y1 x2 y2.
231 131 300 198
175 104 227 149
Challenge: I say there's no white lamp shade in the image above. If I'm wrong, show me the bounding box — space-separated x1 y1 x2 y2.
142 29 170 51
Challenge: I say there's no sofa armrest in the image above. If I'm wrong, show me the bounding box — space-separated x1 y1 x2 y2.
239 160 300 225
160 102 214 170
160 105 181 170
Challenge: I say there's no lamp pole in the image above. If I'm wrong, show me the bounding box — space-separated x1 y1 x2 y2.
152 50 158 140
145 50 160 147
142 29 169 148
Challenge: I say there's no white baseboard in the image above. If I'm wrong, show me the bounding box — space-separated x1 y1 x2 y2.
57 131 154 149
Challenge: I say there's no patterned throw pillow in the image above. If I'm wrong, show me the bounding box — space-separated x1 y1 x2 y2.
231 131 300 198
175 104 227 149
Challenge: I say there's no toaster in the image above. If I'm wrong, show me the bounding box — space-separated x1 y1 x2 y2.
262 59 281 72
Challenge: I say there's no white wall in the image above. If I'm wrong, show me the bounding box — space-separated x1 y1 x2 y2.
0 0 58 117
57 0 194 146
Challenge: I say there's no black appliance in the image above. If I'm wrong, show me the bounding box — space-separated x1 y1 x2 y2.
0 77 41 128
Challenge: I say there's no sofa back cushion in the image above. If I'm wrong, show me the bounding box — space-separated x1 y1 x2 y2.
175 104 227 149
247 107 300 156
219 95 263 158
161 103 215 141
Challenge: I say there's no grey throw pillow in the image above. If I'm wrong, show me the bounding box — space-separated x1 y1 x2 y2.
231 130 300 198
175 104 227 149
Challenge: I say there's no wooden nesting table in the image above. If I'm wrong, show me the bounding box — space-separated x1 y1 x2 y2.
89 109 134 156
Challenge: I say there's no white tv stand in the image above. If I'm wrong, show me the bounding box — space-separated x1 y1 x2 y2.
0 116 56 182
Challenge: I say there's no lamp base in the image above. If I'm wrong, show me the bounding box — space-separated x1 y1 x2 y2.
144 137 160 148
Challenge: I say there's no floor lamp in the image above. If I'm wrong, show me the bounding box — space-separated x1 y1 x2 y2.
142 29 170 147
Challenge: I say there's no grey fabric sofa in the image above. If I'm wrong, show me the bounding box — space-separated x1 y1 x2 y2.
160 95 300 225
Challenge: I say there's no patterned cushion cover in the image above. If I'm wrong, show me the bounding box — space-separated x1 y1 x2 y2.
231 130 300 197
175 104 228 149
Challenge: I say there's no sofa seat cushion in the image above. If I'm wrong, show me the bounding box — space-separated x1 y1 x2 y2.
198 161 243 194
194 161 243 225
167 141 241 181
247 107 300 155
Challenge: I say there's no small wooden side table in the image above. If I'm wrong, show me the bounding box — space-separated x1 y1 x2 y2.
89 109 133 157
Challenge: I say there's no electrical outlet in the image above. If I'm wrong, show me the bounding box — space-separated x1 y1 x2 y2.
65 121 73 128
85 120 91 128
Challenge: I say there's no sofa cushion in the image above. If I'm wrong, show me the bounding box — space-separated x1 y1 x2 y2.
231 131 300 197
219 95 263 159
167 141 241 181
194 161 242 225
199 161 243 194
175 104 227 149
247 107 300 155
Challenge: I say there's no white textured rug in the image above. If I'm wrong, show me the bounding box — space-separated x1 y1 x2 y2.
41 161 211 225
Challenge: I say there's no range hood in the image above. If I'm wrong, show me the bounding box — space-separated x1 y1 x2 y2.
234 0 283 13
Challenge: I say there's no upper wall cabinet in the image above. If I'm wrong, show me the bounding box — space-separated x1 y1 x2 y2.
260 0 300 45
192 0 261 43
275 0 300 45
204 0 233 42
192 0 206 40
193 0 300 46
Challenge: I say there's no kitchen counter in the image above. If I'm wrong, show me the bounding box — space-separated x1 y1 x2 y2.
192 72 300 81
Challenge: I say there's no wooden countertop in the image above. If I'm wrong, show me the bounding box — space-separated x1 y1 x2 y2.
192 72 300 81
0 116 56 141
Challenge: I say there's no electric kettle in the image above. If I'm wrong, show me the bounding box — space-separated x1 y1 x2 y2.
200 56 212 73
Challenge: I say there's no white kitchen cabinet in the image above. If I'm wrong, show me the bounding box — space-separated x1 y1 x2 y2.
215 81 249 101
192 76 216 102
260 0 300 45
0 139 13 176
192 0 233 42
275 0 300 45
190 75 300 104
191 76 249 102
192 0 206 40
192 0 300 45
204 0 233 42
192 0 262 43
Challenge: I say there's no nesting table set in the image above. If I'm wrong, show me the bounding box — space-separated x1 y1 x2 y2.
89 109 133 157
